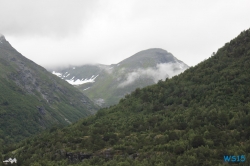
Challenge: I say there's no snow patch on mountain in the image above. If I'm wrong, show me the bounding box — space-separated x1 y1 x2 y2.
83 87 90 91
52 71 62 77
52 70 99 85
66 75 99 85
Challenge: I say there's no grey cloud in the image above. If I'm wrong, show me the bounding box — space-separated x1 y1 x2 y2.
1 0 249 69
0 0 97 37
97 65 114 74
118 63 186 88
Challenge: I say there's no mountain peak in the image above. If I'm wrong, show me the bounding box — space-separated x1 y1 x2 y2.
0 34 10 47
0 35 99 144
0 33 6 43
140 48 168 52
119 48 182 68
52 48 189 107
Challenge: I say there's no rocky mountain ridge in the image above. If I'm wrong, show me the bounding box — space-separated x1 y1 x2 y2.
0 35 99 144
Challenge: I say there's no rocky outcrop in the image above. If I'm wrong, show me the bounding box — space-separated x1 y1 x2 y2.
0 34 98 145
65 152 92 163
37 106 46 115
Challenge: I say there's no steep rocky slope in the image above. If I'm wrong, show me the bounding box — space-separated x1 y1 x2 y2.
0 35 99 144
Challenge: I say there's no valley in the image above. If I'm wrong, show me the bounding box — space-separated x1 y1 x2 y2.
2 29 250 165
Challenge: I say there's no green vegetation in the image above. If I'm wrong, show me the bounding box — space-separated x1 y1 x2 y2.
0 36 99 147
55 48 188 107
3 29 250 165
83 49 188 107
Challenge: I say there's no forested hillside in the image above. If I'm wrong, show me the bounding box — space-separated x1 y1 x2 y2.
3 29 250 165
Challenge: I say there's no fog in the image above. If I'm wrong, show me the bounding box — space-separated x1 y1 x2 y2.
118 63 187 88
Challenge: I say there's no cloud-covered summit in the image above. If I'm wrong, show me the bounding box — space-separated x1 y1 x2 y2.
118 63 186 88
52 48 189 107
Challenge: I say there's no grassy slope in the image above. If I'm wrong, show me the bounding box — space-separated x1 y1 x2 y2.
5 29 250 165
66 49 188 107
0 37 99 146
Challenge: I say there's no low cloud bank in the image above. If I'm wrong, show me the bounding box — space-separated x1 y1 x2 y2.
118 63 187 88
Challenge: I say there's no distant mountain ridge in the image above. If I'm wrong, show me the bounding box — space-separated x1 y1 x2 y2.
119 48 182 67
51 48 189 107
0 35 98 144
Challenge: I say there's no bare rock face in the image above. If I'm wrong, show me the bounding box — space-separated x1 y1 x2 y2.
37 106 46 115
65 152 92 163
58 148 139 164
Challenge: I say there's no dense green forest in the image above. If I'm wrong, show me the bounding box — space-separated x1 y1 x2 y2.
2 29 250 165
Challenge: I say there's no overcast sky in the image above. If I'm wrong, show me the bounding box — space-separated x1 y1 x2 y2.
1 0 250 69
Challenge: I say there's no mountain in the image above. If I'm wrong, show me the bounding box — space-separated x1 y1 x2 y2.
0 35 98 145
5 29 250 165
51 48 189 107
